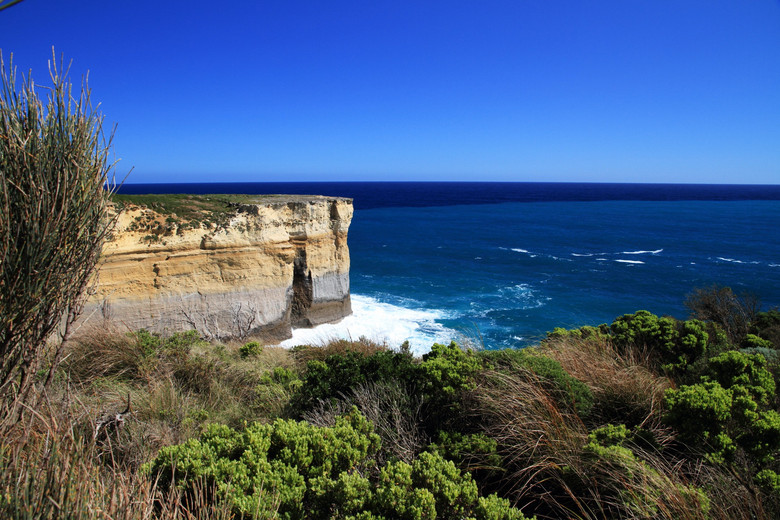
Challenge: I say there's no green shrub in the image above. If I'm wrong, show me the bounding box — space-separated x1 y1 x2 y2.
239 340 263 358
588 423 630 447
665 352 780 466
581 432 711 519
428 431 502 472
664 381 735 462
546 324 610 341
291 343 481 417
708 350 775 404
743 333 774 350
146 408 529 520
751 310 780 348
755 468 780 495
290 350 416 415
419 342 481 399
610 310 709 373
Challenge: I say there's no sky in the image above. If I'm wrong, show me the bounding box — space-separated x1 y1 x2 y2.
1 1 779 184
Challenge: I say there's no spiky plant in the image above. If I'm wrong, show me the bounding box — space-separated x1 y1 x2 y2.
0 50 118 410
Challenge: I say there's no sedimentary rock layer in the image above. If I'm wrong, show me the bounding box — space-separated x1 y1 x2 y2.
82 195 352 342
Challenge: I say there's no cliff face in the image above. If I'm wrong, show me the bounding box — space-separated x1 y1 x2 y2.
82 195 352 342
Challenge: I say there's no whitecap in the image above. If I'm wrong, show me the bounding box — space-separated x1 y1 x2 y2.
717 257 745 264
621 249 663 255
571 253 594 257
511 248 531 254
770 264 779 268
278 294 458 355
615 259 645 264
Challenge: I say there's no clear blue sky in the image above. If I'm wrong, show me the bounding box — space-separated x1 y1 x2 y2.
2 1 779 184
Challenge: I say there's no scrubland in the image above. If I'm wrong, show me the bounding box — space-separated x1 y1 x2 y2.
2 290 780 519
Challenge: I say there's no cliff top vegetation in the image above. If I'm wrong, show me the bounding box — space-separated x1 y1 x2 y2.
3 293 780 519
110 193 352 239
112 193 350 218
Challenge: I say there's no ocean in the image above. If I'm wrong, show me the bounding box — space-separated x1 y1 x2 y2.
117 182 780 354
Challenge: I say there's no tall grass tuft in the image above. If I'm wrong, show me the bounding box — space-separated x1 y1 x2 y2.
540 335 672 430
0 388 235 520
0 50 118 408
470 369 719 520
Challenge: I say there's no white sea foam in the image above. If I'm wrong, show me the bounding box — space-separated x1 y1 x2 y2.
621 249 663 255
278 294 458 355
511 248 531 254
717 257 745 264
571 253 594 257
614 259 645 264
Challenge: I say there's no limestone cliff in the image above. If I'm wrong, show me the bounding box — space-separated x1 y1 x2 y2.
82 195 352 342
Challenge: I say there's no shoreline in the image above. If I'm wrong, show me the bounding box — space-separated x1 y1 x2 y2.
275 294 461 355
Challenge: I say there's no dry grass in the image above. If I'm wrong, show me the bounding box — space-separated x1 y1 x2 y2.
63 324 151 383
540 335 672 430
469 369 721 520
0 389 236 520
469 370 588 510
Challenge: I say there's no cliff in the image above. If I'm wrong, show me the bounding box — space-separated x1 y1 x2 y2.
81 194 353 342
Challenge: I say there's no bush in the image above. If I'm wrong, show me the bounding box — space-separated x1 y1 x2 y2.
664 381 735 463
146 408 528 519
751 310 780 349
0 51 118 405
420 342 481 401
289 350 416 416
685 285 759 344
708 350 775 404
610 311 709 374
546 324 610 341
239 340 263 358
665 351 780 467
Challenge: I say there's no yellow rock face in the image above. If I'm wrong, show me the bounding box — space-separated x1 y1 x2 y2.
82 196 353 341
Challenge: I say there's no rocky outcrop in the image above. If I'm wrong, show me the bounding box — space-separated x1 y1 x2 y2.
82 195 352 342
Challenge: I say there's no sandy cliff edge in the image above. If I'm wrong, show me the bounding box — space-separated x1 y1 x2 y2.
80 195 353 342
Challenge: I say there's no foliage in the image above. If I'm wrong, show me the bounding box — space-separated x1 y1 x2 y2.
665 351 780 466
685 285 758 344
146 408 528 519
64 328 205 384
610 310 709 373
580 428 711 519
546 324 610 341
0 51 118 406
419 341 481 401
708 350 775 404
751 310 780 348
479 347 594 416
428 431 503 474
240 340 263 358
289 349 415 416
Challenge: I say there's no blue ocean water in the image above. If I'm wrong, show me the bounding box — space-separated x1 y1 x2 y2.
118 182 780 352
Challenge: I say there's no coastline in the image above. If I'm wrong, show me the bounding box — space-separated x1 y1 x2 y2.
277 294 460 355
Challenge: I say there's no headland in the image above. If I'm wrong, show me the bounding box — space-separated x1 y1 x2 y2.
81 194 353 341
